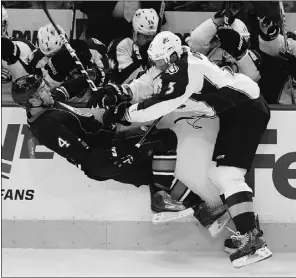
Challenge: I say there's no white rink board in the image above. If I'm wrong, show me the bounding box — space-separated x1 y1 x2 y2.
2 107 296 224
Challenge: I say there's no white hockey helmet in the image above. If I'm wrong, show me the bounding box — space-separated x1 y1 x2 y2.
132 8 159 36
38 23 66 56
2 5 8 36
148 31 182 63
231 19 250 41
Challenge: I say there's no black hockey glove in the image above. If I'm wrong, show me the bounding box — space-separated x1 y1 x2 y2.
102 102 132 131
44 47 78 82
213 2 243 27
45 43 92 83
258 16 280 41
279 52 296 78
86 84 132 109
287 31 296 41
1 38 20 64
216 28 249 59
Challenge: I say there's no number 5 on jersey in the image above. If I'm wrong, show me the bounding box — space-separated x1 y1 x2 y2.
58 137 70 148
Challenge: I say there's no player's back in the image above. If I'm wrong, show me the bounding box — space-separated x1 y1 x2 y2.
184 47 260 100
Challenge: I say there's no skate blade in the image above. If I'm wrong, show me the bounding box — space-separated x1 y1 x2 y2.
232 246 273 268
152 208 194 224
208 211 231 237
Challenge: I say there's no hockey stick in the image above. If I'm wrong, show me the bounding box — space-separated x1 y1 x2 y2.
279 1 295 104
157 1 166 33
41 2 98 92
70 2 76 41
135 117 162 148
135 2 166 148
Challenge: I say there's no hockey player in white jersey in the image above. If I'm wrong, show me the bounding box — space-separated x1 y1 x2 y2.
1 37 38 81
186 6 261 83
88 31 272 267
107 8 159 84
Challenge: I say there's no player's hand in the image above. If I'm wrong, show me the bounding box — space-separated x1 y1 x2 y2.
102 102 131 130
87 84 127 109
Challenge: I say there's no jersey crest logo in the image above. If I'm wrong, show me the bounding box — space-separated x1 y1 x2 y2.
165 63 179 75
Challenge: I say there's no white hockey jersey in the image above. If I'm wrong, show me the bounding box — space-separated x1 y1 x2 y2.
124 47 260 123
108 37 145 84
3 40 33 81
187 18 261 82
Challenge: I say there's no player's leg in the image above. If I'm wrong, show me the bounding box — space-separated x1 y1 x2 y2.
145 128 227 229
208 98 272 267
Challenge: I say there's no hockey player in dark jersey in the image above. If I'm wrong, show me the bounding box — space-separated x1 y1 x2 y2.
11 74 227 229
107 8 159 84
29 23 109 89
88 31 272 267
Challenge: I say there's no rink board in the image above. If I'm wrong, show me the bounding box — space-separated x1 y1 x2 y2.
2 105 296 251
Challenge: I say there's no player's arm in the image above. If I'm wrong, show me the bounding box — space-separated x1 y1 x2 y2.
106 72 194 124
86 67 156 108
186 18 218 55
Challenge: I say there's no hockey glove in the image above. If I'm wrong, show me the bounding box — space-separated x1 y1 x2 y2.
1 38 20 65
86 84 132 109
45 43 92 83
216 28 249 59
287 31 296 41
279 51 296 78
258 16 280 41
213 2 243 27
102 102 132 131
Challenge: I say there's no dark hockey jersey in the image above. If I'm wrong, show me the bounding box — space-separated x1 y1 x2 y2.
27 83 115 169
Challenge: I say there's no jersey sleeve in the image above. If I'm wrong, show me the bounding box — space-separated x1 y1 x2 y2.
259 34 296 57
236 50 261 82
125 67 158 103
124 62 194 122
186 18 217 55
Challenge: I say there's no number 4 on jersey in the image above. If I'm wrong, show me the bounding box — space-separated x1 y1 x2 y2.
58 137 70 148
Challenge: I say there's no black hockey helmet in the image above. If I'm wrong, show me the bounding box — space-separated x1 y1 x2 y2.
11 74 43 109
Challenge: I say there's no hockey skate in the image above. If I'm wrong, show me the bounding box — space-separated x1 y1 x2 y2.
224 215 264 255
194 202 230 237
151 191 193 224
229 223 272 268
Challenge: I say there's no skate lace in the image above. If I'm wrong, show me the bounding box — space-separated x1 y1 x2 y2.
226 226 249 250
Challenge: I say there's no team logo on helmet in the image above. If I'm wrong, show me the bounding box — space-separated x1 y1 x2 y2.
162 37 169 44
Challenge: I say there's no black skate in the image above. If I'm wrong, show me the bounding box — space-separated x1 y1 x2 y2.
225 215 264 255
194 202 230 237
151 191 193 224
229 219 272 267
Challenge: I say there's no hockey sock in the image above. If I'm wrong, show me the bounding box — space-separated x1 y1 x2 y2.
225 190 255 234
151 152 177 190
170 179 204 208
